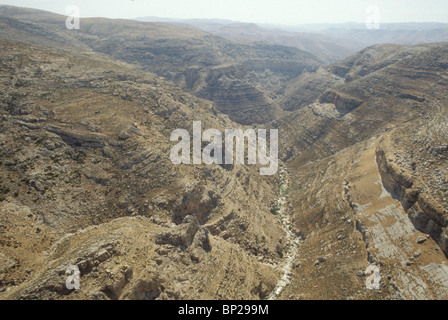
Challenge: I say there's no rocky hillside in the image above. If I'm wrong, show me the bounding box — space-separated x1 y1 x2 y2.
0 5 322 125
275 42 448 299
0 6 447 300
279 42 448 162
0 39 286 299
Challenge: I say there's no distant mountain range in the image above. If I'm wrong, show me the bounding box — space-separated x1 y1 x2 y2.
136 17 448 62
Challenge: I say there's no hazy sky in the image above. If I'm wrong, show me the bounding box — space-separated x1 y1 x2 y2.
1 0 448 24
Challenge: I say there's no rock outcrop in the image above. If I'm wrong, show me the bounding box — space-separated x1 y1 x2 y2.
377 139 448 256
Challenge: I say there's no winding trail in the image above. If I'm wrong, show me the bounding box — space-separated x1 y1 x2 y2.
267 167 301 300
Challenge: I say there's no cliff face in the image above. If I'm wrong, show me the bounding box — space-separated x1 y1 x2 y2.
376 148 417 209
376 135 448 256
202 78 277 124
274 42 448 299
318 89 364 113
274 128 448 300
193 59 319 124
279 67 343 112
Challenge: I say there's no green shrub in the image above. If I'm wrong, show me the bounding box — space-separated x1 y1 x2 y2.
270 205 280 215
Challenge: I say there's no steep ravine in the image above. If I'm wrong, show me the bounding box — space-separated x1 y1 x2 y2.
267 167 301 300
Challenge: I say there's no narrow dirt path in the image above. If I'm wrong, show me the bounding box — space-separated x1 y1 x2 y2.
267 167 301 300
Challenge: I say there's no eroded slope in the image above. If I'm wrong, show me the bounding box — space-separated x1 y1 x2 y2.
0 39 286 299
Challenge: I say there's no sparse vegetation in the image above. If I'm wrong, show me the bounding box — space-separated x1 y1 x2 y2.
270 205 280 215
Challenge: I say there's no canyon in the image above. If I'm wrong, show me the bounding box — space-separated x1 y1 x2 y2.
0 5 447 300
